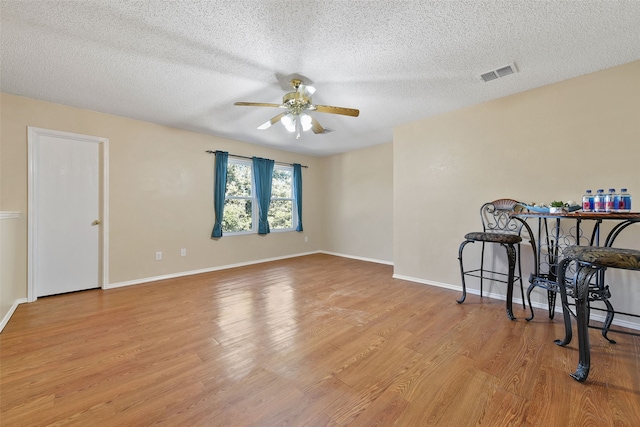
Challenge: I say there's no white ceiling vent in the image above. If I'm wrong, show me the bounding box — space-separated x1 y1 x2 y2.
479 63 518 82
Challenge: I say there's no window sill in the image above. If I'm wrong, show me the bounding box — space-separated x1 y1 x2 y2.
222 228 296 236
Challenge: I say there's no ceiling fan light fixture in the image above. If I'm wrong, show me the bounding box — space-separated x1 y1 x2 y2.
281 114 295 132
300 114 312 131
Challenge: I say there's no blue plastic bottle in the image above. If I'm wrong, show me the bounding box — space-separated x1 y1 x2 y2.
594 189 605 212
619 188 632 212
605 188 616 212
582 190 593 212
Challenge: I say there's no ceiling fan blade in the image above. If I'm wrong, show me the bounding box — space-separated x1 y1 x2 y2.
313 104 360 117
257 113 286 130
298 84 316 100
310 116 325 134
234 102 283 108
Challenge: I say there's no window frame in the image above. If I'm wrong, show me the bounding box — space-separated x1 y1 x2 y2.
222 158 256 236
268 164 297 233
222 158 297 236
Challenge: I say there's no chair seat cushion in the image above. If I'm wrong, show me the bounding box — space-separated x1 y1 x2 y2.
563 246 640 271
464 232 522 244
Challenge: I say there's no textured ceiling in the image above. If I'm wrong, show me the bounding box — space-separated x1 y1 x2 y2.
2 1 640 156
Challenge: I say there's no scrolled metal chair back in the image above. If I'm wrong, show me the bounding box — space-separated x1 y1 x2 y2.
480 198 526 235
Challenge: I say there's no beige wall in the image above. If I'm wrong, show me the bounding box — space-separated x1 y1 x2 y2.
5 60 638 327
0 94 325 296
0 213 25 327
394 60 640 320
320 143 393 263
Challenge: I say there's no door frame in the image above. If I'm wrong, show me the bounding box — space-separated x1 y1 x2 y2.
27 127 109 302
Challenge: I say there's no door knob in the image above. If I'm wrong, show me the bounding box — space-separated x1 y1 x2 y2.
91 219 101 226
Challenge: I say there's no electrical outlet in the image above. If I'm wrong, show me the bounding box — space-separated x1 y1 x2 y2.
181 248 187 257
304 236 308 242
155 251 162 261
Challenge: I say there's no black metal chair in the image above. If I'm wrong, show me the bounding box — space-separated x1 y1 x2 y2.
555 246 640 382
457 199 528 320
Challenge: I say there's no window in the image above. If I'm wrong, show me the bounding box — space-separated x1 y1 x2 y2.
269 165 295 230
222 159 253 233
222 159 297 234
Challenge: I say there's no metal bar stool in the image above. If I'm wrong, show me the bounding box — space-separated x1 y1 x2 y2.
555 246 640 382
457 199 528 320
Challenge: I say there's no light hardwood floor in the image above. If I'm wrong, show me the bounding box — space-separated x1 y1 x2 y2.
1 254 639 426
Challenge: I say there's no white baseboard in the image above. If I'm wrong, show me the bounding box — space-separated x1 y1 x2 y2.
320 251 393 266
106 251 392 290
0 298 27 333
393 274 460 292
106 251 321 289
392 274 640 332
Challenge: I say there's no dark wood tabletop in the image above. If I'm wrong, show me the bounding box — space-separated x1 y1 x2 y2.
513 211 640 220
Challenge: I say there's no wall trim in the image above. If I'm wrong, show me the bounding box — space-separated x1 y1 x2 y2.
108 251 394 289
104 251 393 289
392 273 640 331
0 212 21 220
319 251 394 266
106 251 322 289
0 298 27 333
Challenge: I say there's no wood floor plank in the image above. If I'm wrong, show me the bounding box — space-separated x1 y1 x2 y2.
524 361 574 426
1 254 639 426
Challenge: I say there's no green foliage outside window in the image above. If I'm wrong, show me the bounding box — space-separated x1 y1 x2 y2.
223 199 252 232
268 168 293 229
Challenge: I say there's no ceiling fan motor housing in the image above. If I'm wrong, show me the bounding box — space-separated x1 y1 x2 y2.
282 91 313 115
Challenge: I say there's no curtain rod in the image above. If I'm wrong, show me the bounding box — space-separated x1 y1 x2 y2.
205 150 308 168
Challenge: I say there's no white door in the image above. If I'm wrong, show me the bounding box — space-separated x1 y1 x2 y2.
28 127 108 299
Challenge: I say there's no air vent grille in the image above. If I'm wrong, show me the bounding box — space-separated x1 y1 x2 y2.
479 63 517 82
480 71 499 82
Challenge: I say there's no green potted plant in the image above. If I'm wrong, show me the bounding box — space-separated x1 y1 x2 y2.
550 201 565 213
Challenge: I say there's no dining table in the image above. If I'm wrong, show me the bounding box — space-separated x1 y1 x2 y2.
510 209 640 379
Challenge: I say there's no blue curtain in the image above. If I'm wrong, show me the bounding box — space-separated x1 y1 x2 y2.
293 163 303 231
211 151 229 238
252 157 275 234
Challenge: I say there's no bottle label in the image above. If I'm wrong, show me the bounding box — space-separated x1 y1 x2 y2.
582 199 590 211
605 199 615 211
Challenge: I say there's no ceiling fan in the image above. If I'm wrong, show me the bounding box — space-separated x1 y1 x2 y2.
234 79 360 139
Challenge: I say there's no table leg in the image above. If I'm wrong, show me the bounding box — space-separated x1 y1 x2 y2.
602 298 617 344
503 242 516 320
554 258 573 347
525 281 536 321
547 290 557 319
